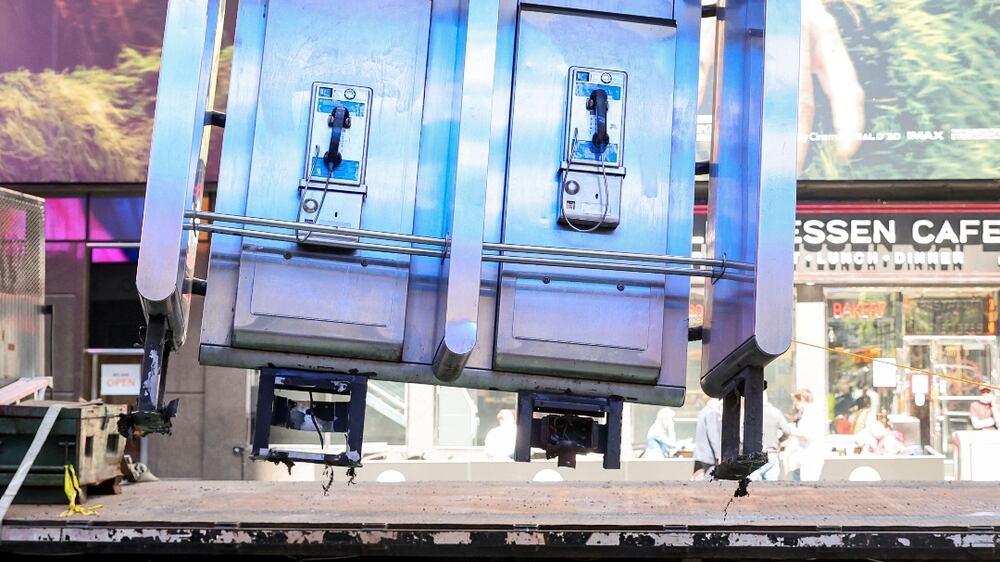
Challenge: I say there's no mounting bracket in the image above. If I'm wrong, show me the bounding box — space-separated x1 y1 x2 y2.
514 391 623 469
251 368 368 467
713 366 768 481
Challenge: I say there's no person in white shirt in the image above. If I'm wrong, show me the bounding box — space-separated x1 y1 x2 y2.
484 409 517 460
787 388 826 481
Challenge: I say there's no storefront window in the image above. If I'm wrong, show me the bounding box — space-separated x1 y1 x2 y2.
904 294 995 336
826 290 898 434
826 288 999 454
88 260 144 348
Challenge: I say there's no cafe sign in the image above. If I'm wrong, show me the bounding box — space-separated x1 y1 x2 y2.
693 203 1000 280
792 204 1000 275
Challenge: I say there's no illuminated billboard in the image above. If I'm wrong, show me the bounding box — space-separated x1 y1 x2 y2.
0 1 996 183
699 0 1000 181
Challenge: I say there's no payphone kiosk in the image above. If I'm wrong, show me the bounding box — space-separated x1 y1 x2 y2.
133 0 799 477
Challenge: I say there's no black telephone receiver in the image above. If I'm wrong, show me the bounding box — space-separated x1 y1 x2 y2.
324 105 352 171
586 88 610 154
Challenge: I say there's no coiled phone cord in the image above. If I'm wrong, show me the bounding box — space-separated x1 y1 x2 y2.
561 129 611 233
296 150 335 244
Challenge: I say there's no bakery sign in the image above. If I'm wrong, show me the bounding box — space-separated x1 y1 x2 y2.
792 204 1000 275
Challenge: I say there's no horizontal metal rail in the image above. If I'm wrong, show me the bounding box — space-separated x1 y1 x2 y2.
482 253 719 278
185 211 754 278
187 210 445 246
187 223 739 279
482 241 751 271
186 223 445 258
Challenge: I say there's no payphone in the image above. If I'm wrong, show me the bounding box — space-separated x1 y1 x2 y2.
559 67 626 230
297 82 373 244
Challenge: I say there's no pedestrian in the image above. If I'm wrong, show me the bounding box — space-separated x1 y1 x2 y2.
692 398 722 480
749 392 792 481
786 388 826 481
643 407 677 459
969 387 1000 430
484 409 517 460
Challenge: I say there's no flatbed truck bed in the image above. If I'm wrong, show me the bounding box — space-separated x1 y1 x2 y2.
1 480 998 559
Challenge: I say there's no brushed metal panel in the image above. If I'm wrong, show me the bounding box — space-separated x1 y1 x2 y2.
511 277 649 351
137 0 223 348
494 5 677 380
233 0 432 359
654 0 701 390
202 0 265 350
233 249 405 360
248 257 394 328
701 0 800 396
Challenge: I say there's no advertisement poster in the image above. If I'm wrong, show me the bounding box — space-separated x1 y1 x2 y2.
697 0 1000 181
0 1 997 183
0 0 233 183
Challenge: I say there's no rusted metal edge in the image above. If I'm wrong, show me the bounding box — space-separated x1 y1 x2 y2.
2 525 997 559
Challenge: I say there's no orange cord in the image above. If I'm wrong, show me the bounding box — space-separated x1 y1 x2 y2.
792 339 1000 392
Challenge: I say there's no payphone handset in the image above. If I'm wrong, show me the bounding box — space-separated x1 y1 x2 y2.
297 82 373 244
564 68 625 167
559 67 626 231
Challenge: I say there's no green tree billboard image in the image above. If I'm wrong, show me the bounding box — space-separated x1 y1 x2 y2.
799 0 1000 180
0 0 997 183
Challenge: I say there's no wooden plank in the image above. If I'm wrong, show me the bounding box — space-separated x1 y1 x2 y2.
0 379 50 406
0 480 997 558
4 479 999 528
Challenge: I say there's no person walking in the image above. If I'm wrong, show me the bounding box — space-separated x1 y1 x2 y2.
692 398 722 480
750 392 792 481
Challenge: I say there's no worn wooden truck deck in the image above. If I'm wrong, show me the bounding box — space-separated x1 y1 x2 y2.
2 480 998 559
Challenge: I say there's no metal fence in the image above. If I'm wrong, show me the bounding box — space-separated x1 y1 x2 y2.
0 187 45 380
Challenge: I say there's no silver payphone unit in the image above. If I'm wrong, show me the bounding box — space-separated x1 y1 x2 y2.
559 67 626 230
297 82 373 244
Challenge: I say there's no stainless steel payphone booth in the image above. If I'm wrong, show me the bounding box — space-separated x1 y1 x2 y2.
132 0 799 476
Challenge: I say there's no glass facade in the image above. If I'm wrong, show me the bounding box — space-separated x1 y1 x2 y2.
825 288 998 454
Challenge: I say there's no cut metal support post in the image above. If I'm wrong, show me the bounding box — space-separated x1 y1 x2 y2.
714 366 767 481
720 387 741 463
138 315 169 414
514 392 534 464
602 397 624 470
741 367 765 457
118 315 178 437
